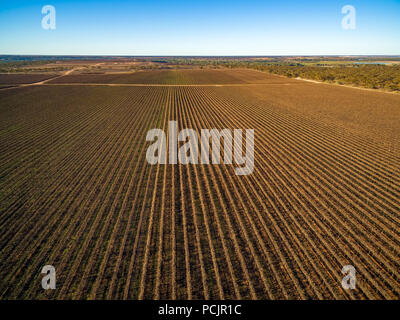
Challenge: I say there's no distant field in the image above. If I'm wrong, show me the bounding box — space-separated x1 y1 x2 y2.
0 69 399 299
0 74 57 85
47 69 293 85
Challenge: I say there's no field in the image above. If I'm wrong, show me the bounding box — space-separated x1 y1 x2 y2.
46 69 293 85
0 74 57 85
0 68 399 299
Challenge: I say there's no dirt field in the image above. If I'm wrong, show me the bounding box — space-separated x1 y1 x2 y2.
0 74 57 85
0 69 399 299
47 69 294 85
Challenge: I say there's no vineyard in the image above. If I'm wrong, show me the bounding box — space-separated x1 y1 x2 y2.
0 69 399 299
46 69 293 85
0 74 57 85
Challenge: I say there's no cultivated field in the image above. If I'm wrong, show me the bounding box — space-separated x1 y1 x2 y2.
0 69 399 299
0 74 57 85
47 69 294 85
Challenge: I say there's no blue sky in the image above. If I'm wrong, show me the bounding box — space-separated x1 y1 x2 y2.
0 0 399 55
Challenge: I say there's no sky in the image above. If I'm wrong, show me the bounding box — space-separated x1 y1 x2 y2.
0 0 399 55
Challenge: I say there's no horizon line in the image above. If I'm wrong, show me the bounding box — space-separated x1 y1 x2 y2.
1 54 400 57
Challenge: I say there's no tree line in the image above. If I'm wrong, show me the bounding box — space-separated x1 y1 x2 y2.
167 58 400 92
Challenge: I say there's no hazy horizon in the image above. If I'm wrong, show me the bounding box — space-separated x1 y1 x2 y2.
2 54 400 57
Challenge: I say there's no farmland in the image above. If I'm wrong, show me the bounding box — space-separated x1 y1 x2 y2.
46 69 293 85
0 68 399 299
0 74 57 85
